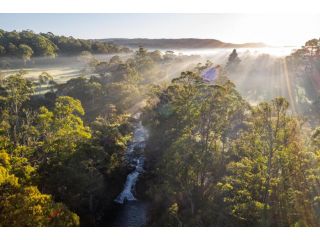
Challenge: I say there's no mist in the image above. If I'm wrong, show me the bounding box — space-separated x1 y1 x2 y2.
0 45 309 116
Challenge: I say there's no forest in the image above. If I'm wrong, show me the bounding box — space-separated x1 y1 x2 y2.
0 31 320 226
0 29 130 61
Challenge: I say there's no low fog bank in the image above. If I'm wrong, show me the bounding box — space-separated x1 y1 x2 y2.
160 46 308 116
0 46 304 111
177 47 301 104
0 53 132 83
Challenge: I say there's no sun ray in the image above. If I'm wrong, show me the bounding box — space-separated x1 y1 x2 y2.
281 57 297 115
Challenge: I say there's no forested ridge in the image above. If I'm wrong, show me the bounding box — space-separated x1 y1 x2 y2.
0 29 130 61
0 36 320 226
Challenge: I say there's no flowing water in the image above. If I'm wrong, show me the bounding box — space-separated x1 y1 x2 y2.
112 119 149 226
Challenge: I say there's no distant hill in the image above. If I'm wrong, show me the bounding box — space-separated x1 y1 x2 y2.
101 38 267 49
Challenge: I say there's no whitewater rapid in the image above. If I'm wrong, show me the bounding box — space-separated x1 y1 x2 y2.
114 120 148 204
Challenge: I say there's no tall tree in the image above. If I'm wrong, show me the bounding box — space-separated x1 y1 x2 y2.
0 72 34 146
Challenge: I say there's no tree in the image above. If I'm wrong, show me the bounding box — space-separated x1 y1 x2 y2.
78 51 94 63
37 96 91 159
0 72 34 146
305 39 319 56
18 44 33 63
38 72 53 84
149 50 162 62
0 185 80 226
0 149 79 226
31 35 57 57
0 45 5 56
219 98 318 226
0 28 130 60
136 46 148 58
142 67 248 226
226 49 241 71
109 55 122 65
7 42 18 56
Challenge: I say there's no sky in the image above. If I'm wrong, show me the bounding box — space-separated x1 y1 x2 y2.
0 13 319 46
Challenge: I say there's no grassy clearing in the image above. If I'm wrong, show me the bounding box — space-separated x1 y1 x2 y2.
1 66 87 84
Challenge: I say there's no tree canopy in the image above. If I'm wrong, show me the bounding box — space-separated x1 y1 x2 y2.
0 29 130 60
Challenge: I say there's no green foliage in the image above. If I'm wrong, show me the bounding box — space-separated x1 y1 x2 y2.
58 63 142 116
0 29 130 60
1 37 320 227
0 45 6 56
143 64 320 226
18 44 34 62
0 71 134 226
37 96 91 159
143 66 249 226
0 72 34 146
0 149 79 226
33 94 133 225
0 186 79 227
219 105 319 226
285 38 320 123
38 72 53 84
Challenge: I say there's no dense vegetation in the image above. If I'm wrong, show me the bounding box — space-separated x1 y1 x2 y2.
1 34 320 226
0 29 130 61
141 38 320 226
0 70 135 226
0 46 198 226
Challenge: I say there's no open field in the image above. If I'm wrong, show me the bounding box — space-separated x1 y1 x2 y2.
1 66 86 83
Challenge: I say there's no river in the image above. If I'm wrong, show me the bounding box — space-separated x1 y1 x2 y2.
111 119 149 226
